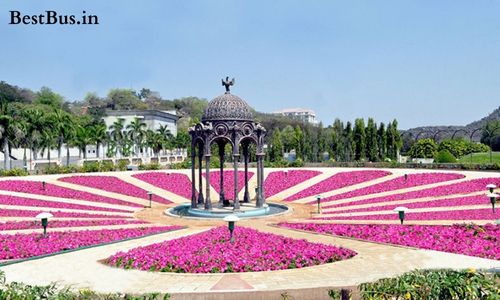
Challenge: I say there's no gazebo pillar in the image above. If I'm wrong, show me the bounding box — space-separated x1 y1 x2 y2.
243 144 250 203
204 153 212 210
190 145 196 208
219 142 228 206
233 154 240 211
197 145 204 206
256 153 265 207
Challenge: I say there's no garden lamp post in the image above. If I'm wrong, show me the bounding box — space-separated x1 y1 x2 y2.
393 207 408 224
223 214 240 243
147 191 153 208
316 195 322 214
486 184 496 194
404 174 408 182
35 212 53 237
42 181 46 190
486 193 497 213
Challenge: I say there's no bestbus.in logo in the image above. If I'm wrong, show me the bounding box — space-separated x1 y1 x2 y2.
9 10 99 25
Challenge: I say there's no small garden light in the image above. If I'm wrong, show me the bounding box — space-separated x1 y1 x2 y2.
486 184 496 194
404 174 408 182
486 193 497 213
393 207 408 224
223 214 240 243
147 191 153 208
316 195 322 214
42 181 46 190
35 212 53 237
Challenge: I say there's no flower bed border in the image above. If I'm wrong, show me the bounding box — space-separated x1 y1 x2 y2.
0 226 186 267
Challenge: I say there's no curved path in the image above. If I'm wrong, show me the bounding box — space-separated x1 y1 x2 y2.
0 168 499 299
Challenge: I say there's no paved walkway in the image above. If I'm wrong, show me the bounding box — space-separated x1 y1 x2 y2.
1 219 498 296
0 168 499 299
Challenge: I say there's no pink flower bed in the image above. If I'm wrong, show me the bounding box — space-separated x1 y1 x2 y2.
0 219 148 231
105 226 356 273
0 195 133 213
205 171 254 200
279 223 499 260
0 226 183 260
318 173 465 204
0 209 132 219
326 195 492 214
0 180 142 208
59 175 172 204
133 172 194 200
264 170 322 197
284 170 391 202
318 208 497 221
323 178 500 209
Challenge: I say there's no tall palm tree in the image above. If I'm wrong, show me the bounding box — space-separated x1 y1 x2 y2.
74 126 92 159
126 118 146 157
0 103 13 169
40 127 57 165
88 123 107 159
23 108 46 160
109 118 125 157
50 109 74 162
157 124 173 155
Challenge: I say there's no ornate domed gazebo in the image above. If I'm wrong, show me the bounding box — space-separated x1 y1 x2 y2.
189 77 266 211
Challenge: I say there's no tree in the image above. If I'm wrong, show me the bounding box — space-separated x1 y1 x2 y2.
34 87 64 109
0 103 14 169
90 123 107 158
353 118 366 161
344 122 355 162
281 125 296 153
126 118 147 156
269 128 283 162
365 118 379 162
0 81 34 104
74 126 92 159
106 89 146 110
377 122 387 161
408 138 438 159
109 118 126 157
481 120 500 151
293 125 304 159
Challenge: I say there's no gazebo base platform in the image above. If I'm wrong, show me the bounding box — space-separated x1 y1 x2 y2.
165 202 289 219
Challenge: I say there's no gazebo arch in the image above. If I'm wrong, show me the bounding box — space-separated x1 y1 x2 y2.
189 77 267 211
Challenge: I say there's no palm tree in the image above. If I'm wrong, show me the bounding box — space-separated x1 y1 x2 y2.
40 127 57 165
50 109 74 162
23 108 46 160
157 124 173 155
74 126 92 159
126 118 146 157
109 118 125 157
144 129 160 157
89 123 107 159
0 103 13 169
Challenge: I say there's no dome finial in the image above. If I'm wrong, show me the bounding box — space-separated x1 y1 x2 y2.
221 76 235 94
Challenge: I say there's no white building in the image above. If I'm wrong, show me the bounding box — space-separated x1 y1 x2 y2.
272 108 318 125
103 109 179 137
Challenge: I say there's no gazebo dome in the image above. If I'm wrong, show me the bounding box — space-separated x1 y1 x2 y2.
202 93 254 122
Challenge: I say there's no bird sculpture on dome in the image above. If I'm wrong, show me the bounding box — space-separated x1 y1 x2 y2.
222 76 235 93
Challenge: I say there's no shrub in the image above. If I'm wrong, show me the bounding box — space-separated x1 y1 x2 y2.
138 163 161 170
408 138 438 158
435 149 457 163
0 168 29 177
82 161 100 173
359 269 499 300
117 159 129 171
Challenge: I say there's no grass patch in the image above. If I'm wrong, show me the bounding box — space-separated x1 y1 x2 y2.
457 152 500 164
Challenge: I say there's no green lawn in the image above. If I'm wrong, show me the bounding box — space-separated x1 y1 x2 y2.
457 152 500 164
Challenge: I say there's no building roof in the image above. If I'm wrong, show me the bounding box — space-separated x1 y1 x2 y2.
272 108 316 115
104 109 179 121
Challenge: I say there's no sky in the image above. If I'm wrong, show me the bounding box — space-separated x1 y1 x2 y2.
1 0 499 129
